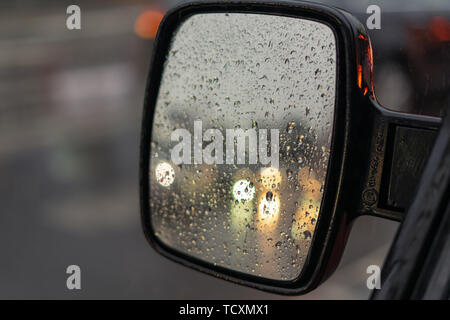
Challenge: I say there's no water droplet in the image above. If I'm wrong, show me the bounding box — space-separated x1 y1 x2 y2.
303 231 311 240
286 121 296 133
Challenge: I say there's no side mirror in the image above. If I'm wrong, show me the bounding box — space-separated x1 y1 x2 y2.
140 1 441 294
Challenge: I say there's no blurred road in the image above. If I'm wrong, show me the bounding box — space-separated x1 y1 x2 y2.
3 0 440 299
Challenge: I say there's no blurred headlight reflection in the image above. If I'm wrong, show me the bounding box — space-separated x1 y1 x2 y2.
257 191 280 230
291 198 320 242
232 179 255 201
291 167 322 242
155 162 175 187
297 167 322 200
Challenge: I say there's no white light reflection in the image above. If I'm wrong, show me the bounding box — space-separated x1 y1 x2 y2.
155 161 175 187
232 179 256 201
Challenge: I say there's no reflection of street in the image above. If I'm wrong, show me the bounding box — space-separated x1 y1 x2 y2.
0 1 419 299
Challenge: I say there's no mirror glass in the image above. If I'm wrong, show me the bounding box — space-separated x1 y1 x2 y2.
149 13 336 281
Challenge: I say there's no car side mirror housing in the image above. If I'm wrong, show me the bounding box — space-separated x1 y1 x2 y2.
140 0 441 295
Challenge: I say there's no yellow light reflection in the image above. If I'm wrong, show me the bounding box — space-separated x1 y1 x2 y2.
257 191 280 231
292 167 322 242
297 167 322 201
155 161 175 187
254 167 282 232
291 198 320 241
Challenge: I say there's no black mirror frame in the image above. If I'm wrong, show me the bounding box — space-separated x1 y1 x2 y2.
140 0 380 295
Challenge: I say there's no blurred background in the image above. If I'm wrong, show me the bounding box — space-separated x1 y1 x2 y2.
0 0 448 299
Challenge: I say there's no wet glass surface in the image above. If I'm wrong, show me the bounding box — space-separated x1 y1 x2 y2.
150 13 336 281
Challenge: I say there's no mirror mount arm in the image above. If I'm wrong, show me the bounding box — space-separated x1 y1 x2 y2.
355 98 441 222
